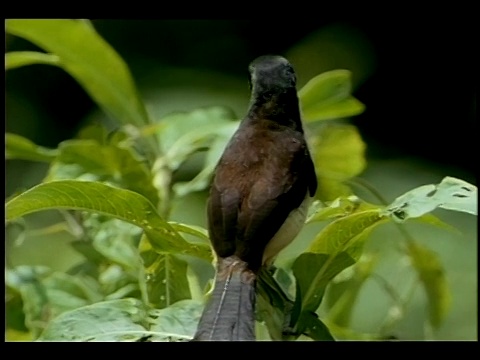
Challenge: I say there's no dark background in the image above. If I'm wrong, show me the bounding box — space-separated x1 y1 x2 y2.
5 18 476 175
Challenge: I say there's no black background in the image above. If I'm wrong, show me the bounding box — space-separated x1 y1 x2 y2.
5 18 477 175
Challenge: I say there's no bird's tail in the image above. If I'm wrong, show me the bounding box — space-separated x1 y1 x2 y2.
193 256 256 341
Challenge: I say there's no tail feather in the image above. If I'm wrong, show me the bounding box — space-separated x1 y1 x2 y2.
193 257 256 341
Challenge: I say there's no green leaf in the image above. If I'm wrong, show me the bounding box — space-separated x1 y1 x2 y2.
407 242 451 328
45 139 159 204
298 311 335 341
38 298 150 341
292 252 355 317
6 133 59 162
411 213 461 235
5 266 52 338
155 106 236 170
306 196 378 224
299 70 365 122
5 51 60 70
173 121 239 197
308 210 387 261
140 236 192 309
326 255 378 327
383 176 477 222
84 215 143 270
256 268 295 341
5 180 212 261
168 222 210 244
5 19 151 129
148 299 203 341
6 266 101 339
310 124 367 201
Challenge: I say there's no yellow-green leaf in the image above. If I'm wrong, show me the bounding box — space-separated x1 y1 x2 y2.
299 70 365 122
5 51 60 70
310 124 367 201
308 210 386 261
6 133 59 162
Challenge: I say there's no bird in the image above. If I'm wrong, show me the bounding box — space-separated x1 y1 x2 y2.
193 55 317 341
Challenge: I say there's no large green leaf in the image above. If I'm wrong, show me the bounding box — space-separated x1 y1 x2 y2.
38 298 150 341
6 133 59 162
308 210 387 261
5 180 212 261
407 242 451 328
299 70 365 122
5 51 60 70
310 124 367 201
292 252 355 315
5 20 151 129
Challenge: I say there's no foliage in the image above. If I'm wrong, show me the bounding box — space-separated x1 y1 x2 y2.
5 19 477 341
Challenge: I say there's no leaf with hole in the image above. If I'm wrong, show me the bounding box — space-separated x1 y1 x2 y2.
383 176 477 221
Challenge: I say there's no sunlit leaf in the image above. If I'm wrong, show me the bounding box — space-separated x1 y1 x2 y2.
6 133 58 162
5 180 212 261
299 70 365 122
383 176 477 222
308 210 387 261
5 51 60 70
407 242 451 328
310 124 367 201
5 20 152 130
148 299 203 341
38 298 150 341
